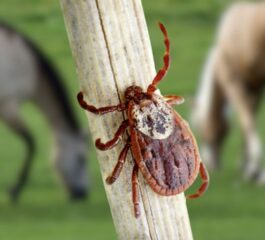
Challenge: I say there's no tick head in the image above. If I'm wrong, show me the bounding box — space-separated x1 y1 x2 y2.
125 86 144 102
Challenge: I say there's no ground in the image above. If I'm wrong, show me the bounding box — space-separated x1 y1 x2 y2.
0 0 264 239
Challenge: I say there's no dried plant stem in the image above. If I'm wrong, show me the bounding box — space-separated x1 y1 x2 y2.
60 0 194 239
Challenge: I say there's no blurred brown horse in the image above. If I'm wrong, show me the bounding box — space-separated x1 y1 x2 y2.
0 22 89 200
192 2 265 183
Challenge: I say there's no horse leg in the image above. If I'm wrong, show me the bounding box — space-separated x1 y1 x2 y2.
241 87 264 183
217 61 262 181
199 81 229 171
192 49 229 171
192 48 230 171
0 103 35 201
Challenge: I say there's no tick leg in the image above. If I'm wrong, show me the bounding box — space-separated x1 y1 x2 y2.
164 95 184 106
77 91 126 115
132 164 140 218
106 140 130 184
186 162 209 199
147 22 170 94
96 120 129 150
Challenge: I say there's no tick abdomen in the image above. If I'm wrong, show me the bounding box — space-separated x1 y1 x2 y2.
130 112 200 196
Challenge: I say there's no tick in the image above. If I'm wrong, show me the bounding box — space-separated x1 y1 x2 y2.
77 22 209 218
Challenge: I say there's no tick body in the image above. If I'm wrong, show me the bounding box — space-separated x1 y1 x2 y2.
77 23 209 218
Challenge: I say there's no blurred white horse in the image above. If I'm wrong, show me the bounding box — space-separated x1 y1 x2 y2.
192 2 265 183
0 22 89 200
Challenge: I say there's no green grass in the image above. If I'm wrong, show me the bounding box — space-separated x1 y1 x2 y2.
0 0 265 239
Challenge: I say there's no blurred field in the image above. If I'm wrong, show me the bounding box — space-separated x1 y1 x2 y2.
0 0 264 239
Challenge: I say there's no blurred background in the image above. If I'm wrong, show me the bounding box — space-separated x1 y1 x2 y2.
0 0 264 239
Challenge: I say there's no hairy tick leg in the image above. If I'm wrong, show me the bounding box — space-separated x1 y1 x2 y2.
132 164 140 218
186 162 209 199
164 95 185 106
106 140 130 184
147 22 170 94
96 120 129 150
77 91 126 115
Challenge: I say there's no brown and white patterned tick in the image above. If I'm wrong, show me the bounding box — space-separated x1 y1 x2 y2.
77 22 209 218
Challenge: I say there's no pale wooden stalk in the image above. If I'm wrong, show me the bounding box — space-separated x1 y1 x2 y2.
60 0 193 239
